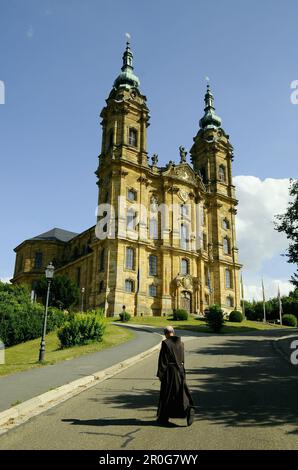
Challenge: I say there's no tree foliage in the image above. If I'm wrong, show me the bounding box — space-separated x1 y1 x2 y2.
35 274 80 309
275 179 298 287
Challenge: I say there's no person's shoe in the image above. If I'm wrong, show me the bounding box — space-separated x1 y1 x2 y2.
187 407 195 426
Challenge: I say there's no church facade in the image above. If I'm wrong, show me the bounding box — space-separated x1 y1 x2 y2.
12 41 242 317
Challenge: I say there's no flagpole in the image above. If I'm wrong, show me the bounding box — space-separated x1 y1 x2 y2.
241 273 246 320
262 279 266 323
278 285 283 325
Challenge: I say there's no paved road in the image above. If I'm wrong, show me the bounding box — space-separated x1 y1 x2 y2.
0 331 298 450
0 325 162 412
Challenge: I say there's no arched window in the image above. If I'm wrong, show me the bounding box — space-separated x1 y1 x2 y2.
149 218 158 239
149 284 157 297
34 252 43 269
128 128 137 147
219 165 226 182
223 237 231 254
126 247 135 270
127 208 137 230
180 224 188 250
226 296 234 307
225 269 232 289
222 218 230 230
127 188 137 201
149 254 157 276
99 248 105 271
99 280 104 293
180 204 188 218
125 279 134 293
181 258 189 276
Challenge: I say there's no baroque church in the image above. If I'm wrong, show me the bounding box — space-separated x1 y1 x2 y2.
12 41 242 316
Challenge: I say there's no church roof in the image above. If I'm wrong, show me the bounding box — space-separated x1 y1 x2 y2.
30 228 78 243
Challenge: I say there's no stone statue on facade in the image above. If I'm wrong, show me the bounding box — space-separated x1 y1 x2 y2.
179 146 187 163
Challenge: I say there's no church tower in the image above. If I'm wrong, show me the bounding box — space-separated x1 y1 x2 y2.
190 84 241 311
94 39 151 315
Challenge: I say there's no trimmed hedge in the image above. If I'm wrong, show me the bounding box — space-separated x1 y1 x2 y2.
282 314 297 327
229 310 243 323
119 312 131 322
205 305 224 333
58 311 106 348
173 309 189 321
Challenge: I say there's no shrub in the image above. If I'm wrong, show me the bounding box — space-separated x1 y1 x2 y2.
229 310 243 323
119 312 131 322
0 282 67 347
282 314 297 327
58 311 106 348
173 309 188 321
205 305 224 333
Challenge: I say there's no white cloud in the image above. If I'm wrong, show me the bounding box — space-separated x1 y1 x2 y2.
234 176 290 271
243 278 293 301
233 176 293 300
26 26 34 39
0 277 11 284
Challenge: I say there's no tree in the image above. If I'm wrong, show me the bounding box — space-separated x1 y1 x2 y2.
35 275 80 309
275 179 298 287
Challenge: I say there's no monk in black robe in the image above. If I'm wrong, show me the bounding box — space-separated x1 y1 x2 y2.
156 326 195 426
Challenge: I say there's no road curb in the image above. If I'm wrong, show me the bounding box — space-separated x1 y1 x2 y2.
0 339 162 434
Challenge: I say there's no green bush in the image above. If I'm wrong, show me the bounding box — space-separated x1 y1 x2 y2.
0 282 67 347
58 311 106 348
119 312 131 322
282 314 297 327
205 304 224 333
173 309 188 321
229 310 243 323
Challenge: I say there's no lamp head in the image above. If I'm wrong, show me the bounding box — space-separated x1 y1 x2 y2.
45 262 55 280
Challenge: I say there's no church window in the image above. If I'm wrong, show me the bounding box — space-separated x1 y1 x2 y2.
126 247 135 270
128 128 138 147
223 237 231 254
181 204 188 218
149 255 157 276
181 258 189 276
219 165 226 182
125 279 134 293
225 269 232 289
127 208 137 230
222 218 230 230
127 189 137 201
149 284 157 297
149 218 158 239
180 224 188 250
34 252 43 269
18 253 23 273
226 296 234 307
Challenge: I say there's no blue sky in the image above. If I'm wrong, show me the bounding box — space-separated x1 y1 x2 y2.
0 0 297 298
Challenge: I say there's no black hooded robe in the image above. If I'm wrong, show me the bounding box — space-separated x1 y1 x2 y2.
156 336 194 420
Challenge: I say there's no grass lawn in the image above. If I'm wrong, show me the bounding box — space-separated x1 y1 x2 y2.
0 324 134 377
115 315 288 335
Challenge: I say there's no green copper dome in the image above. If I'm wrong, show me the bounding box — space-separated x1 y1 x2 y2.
113 41 140 90
199 84 222 129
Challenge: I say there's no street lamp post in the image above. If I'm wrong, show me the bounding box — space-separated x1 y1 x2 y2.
81 287 85 312
39 262 55 362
